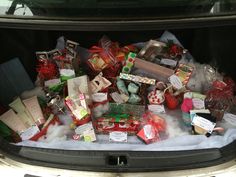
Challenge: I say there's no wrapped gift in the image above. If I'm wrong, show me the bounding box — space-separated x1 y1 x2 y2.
175 64 194 86
119 73 156 85
138 40 186 60
94 114 140 134
67 75 92 105
50 49 72 69
205 78 236 121
52 40 79 70
87 36 120 72
66 75 92 125
65 96 91 126
122 52 136 74
50 40 79 81
148 82 167 105
109 77 148 105
36 53 59 85
91 92 109 118
108 103 145 117
90 73 112 93
137 112 166 144
191 112 217 137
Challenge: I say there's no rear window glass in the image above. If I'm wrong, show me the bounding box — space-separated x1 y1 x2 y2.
1 0 236 19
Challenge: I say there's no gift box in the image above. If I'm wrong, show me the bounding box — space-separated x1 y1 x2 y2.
94 114 141 134
52 40 80 72
87 36 121 72
137 112 166 144
108 77 148 105
66 75 92 126
108 103 145 117
191 112 217 137
65 96 91 126
36 54 59 86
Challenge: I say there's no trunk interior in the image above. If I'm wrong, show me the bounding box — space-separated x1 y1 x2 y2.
1 26 236 80
0 25 236 171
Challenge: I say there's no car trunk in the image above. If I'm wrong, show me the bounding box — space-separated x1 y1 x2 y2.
0 21 236 172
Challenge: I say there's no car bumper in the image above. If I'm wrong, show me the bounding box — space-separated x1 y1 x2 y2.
0 154 236 177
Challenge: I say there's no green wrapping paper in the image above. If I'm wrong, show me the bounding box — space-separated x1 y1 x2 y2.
0 121 12 138
108 103 145 117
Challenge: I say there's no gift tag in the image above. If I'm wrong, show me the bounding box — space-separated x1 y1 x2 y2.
190 109 210 121
191 115 216 133
92 93 108 102
20 125 40 141
75 122 96 142
109 131 128 142
192 98 205 110
143 124 155 139
110 92 125 104
75 122 94 135
148 104 165 114
169 74 183 89
83 129 96 142
160 58 177 67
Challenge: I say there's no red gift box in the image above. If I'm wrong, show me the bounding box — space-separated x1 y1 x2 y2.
137 112 166 144
94 114 140 134
137 124 160 144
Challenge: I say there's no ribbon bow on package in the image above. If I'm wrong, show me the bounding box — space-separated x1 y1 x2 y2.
36 54 58 82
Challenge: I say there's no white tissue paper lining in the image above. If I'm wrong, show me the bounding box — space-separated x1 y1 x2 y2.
15 109 236 151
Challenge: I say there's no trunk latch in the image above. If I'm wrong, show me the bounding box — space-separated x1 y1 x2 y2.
108 155 127 166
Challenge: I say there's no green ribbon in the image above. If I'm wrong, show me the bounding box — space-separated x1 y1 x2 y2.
49 82 65 92
105 113 130 122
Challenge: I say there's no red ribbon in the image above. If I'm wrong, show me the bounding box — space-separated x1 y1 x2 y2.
143 112 166 133
37 61 58 80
